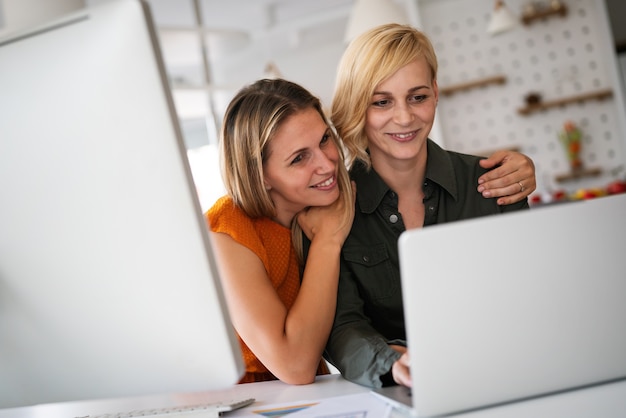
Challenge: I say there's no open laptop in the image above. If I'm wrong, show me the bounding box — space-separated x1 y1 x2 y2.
378 194 626 417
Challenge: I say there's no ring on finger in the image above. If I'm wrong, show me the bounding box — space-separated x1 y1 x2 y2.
518 181 525 192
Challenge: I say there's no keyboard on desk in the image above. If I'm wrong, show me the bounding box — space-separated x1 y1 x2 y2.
84 398 255 418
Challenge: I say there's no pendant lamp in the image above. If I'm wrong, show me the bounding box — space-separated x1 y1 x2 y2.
487 0 518 35
344 0 408 43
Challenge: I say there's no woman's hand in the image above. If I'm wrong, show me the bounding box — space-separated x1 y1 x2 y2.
477 151 536 205
390 345 412 388
297 182 356 246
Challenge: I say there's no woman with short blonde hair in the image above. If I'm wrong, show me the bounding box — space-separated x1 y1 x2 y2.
333 24 438 170
321 24 535 388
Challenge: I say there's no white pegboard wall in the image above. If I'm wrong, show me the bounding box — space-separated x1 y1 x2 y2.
418 0 626 195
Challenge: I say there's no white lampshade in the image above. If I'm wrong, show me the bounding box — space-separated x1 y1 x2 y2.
487 0 518 35
344 0 408 43
264 61 282 79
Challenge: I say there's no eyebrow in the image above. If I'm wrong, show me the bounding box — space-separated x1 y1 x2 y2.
280 128 332 163
372 85 430 96
283 148 307 163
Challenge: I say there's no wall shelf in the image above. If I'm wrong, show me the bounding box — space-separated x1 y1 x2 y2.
517 89 614 116
522 3 568 25
555 167 602 183
474 145 521 158
439 75 506 96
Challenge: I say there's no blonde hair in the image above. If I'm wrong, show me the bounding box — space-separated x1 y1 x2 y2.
220 78 353 262
331 23 438 169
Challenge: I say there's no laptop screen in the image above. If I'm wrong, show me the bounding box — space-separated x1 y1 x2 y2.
398 195 626 416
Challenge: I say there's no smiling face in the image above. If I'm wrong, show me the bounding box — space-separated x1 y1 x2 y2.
262 107 341 227
365 57 438 169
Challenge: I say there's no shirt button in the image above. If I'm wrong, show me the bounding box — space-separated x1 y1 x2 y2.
389 214 399 223
429 206 435 211
362 255 370 263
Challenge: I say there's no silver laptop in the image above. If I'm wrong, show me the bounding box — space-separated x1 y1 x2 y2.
383 194 626 417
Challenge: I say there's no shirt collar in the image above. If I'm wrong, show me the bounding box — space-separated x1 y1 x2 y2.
351 158 389 214
351 139 459 214
425 139 458 200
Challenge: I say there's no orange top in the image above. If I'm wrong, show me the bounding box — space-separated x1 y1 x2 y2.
206 196 329 383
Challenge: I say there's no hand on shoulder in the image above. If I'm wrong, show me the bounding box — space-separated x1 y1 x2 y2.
477 150 536 205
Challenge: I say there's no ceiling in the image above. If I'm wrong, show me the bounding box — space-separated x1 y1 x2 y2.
147 0 354 33
145 0 355 88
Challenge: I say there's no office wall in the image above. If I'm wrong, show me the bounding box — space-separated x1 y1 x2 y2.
418 0 626 198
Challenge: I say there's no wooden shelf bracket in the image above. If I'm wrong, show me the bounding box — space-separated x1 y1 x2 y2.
517 89 614 116
555 167 602 183
522 3 568 25
439 75 507 96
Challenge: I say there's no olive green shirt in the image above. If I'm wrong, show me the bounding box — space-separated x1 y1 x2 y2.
323 139 529 388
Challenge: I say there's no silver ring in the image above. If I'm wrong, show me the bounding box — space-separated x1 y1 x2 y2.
518 181 525 193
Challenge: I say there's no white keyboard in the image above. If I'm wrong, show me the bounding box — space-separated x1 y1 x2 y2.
83 398 255 418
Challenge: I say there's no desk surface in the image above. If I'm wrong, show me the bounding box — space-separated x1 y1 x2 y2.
1 374 625 418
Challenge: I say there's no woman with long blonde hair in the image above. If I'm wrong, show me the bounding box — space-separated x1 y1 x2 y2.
207 78 354 384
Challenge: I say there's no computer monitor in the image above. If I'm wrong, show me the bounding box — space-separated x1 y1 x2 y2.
0 0 244 410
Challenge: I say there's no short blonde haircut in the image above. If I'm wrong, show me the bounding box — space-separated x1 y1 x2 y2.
220 78 353 261
331 23 438 169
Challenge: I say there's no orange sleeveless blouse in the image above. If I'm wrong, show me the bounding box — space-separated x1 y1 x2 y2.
206 196 329 383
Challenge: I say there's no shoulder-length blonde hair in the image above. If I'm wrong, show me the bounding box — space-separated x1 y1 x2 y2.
220 78 353 262
331 23 438 169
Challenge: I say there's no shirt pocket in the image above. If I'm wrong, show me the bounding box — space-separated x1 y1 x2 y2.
342 243 399 300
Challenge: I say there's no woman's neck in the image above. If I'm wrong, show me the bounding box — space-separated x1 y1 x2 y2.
371 150 427 196
272 212 295 229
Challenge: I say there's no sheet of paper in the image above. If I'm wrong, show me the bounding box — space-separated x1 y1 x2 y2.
237 392 392 418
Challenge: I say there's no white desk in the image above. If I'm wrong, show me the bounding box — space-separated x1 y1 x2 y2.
1 374 625 417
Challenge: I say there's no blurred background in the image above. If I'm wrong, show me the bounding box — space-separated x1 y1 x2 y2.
2 0 625 209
